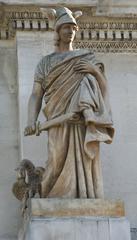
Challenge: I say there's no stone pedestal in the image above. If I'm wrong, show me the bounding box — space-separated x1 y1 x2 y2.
19 199 131 240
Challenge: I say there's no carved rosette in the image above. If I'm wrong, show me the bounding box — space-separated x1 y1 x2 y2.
1 4 137 53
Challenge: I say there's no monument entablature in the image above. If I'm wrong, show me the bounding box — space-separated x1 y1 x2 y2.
0 3 137 52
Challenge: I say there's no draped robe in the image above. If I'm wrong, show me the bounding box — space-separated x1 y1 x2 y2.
34 49 114 198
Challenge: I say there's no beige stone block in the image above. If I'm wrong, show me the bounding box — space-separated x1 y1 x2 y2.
31 198 125 218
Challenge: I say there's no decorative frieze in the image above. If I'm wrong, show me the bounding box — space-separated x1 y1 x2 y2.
74 40 137 53
0 4 137 52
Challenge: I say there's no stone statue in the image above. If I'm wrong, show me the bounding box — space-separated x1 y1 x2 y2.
24 7 114 199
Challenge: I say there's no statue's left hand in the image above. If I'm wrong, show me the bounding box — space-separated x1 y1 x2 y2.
73 59 99 76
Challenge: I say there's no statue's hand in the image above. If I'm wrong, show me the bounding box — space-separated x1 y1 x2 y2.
24 124 36 136
74 59 99 76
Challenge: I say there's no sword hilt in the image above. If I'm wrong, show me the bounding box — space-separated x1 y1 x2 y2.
35 121 41 136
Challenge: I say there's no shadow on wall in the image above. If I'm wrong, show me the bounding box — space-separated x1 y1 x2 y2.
131 228 137 240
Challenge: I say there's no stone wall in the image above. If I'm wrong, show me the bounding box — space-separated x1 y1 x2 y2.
16 31 54 166
99 52 137 228
2 0 137 15
110 0 137 14
2 0 96 5
0 41 20 239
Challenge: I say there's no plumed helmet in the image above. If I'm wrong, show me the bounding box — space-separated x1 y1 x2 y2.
40 7 82 31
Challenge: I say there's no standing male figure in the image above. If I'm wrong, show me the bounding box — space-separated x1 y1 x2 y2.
24 7 114 199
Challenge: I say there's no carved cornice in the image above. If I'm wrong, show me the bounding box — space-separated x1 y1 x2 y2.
0 4 137 53
74 40 137 53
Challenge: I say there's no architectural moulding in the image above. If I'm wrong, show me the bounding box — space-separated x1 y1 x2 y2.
0 4 137 52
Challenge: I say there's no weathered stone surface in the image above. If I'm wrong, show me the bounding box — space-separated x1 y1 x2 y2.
16 32 52 166
109 218 131 240
97 0 137 14
18 199 131 240
26 218 131 240
31 198 125 217
0 41 20 239
2 0 97 5
23 215 131 240
131 228 137 240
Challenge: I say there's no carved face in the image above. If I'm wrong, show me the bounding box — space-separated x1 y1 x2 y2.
58 23 76 43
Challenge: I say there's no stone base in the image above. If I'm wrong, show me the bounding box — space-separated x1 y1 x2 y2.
19 199 131 240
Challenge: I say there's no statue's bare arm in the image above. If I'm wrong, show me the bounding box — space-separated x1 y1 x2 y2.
24 82 44 136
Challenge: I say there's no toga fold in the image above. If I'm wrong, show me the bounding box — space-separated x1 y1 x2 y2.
34 49 114 198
